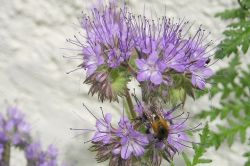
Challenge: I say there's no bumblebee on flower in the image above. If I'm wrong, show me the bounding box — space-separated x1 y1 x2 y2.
80 96 198 166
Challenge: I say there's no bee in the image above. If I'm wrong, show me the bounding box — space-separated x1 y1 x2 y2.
151 116 170 140
142 105 170 141
132 94 181 141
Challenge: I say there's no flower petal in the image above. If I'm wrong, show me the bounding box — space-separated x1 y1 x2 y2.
150 71 162 85
104 113 112 124
131 142 145 157
137 71 151 82
121 144 133 159
135 59 147 70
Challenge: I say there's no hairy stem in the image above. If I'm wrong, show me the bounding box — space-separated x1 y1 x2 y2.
2 142 11 166
125 89 136 119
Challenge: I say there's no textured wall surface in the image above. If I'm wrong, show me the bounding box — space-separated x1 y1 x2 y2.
0 0 248 165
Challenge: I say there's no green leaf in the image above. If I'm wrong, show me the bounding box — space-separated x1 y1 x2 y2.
215 8 246 19
197 159 213 164
239 128 246 143
227 132 235 147
186 124 212 166
215 20 250 59
244 152 250 157
244 151 250 166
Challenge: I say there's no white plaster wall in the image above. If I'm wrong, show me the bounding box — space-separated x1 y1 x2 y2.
0 0 248 165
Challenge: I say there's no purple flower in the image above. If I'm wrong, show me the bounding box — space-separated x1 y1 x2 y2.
6 107 24 123
47 145 58 159
82 45 104 76
80 3 134 71
25 142 42 160
136 54 167 85
162 43 186 72
0 144 3 160
115 117 148 159
25 142 59 166
92 113 113 144
190 66 213 89
88 107 148 164
0 107 31 147
107 48 126 68
131 16 214 90
133 100 193 164
164 109 189 152
183 38 214 89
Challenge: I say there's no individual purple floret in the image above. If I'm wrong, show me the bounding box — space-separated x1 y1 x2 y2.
25 142 59 166
92 113 113 144
82 45 104 77
190 66 213 89
136 54 167 85
115 117 148 159
164 108 190 153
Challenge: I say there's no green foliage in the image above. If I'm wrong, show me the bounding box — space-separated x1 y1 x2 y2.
209 117 250 149
193 1 250 166
244 148 250 166
215 0 250 59
182 124 212 166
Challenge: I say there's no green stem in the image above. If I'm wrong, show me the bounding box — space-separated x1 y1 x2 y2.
237 0 249 11
2 142 10 166
125 89 136 119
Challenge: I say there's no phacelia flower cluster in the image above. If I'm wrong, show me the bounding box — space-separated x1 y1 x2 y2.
0 106 70 166
0 107 31 148
69 1 212 165
85 100 196 166
69 1 214 102
25 142 59 166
